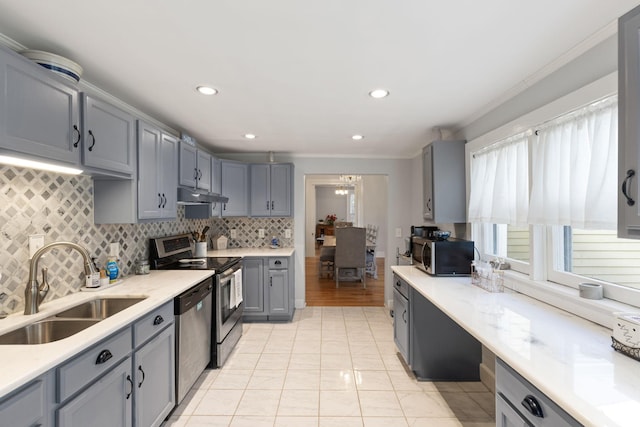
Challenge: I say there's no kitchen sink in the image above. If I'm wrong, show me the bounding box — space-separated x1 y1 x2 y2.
0 319 101 345
54 297 147 320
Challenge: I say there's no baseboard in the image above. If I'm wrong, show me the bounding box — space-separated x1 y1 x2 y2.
479 362 496 394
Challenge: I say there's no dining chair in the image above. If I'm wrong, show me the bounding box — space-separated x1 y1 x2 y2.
318 246 335 279
334 226 366 288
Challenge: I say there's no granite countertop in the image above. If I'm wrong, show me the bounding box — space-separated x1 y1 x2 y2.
391 265 640 427
0 269 214 397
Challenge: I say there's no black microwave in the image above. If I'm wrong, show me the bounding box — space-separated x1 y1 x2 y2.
411 236 474 276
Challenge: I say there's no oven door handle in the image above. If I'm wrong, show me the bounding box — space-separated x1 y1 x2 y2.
220 265 240 278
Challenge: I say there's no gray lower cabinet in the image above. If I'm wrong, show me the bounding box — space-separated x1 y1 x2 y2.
137 121 178 220
53 301 175 427
392 274 410 365
243 256 294 321
221 160 250 217
250 163 293 217
496 358 582 427
81 94 136 177
0 372 54 427
0 44 81 168
57 357 133 427
133 326 175 427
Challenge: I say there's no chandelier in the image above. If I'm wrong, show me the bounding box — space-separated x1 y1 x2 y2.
335 187 349 195
339 174 361 184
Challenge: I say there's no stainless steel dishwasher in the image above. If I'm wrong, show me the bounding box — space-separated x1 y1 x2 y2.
174 277 213 405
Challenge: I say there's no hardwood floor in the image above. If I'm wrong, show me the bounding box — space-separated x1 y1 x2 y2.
305 250 385 306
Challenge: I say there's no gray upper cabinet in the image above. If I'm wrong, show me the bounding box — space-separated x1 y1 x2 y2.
81 94 136 176
179 142 211 190
0 44 81 166
211 156 222 217
137 121 178 220
619 5 640 239
250 163 293 217
221 160 250 217
423 140 466 224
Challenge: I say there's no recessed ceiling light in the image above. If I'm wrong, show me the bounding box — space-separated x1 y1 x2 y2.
244 134 256 139
196 86 218 95
352 135 364 141
369 89 389 99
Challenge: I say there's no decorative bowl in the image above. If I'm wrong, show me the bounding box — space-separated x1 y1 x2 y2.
21 49 83 83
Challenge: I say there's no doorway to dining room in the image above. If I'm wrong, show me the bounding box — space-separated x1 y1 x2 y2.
304 174 388 306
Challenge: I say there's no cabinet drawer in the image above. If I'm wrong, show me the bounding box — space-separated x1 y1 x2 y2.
268 257 288 269
58 327 132 402
133 301 174 348
496 359 582 427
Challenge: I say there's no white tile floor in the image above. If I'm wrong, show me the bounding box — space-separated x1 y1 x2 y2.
163 307 495 427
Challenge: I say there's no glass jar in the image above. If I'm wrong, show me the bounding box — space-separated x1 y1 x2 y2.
135 259 150 275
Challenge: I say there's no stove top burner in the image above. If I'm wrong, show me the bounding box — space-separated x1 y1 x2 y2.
149 234 241 271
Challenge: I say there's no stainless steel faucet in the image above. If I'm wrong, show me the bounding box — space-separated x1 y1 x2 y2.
24 241 98 315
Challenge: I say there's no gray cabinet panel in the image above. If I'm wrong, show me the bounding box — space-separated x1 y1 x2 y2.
179 143 198 187
57 358 133 427
137 122 178 220
82 94 136 175
619 5 640 238
0 374 51 427
197 150 211 191
133 300 174 348
211 156 222 217
268 269 288 315
134 326 175 427
423 140 466 223
0 45 80 166
393 287 409 364
221 160 249 217
242 258 265 313
249 163 292 217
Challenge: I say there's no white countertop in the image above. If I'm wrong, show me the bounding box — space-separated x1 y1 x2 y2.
0 270 214 397
207 247 295 257
391 265 640 427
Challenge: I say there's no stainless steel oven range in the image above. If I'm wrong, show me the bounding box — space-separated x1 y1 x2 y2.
150 234 243 372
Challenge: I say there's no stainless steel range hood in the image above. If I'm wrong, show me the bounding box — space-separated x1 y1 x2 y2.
177 187 228 205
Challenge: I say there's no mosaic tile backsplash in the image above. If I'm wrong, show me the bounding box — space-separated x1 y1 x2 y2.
0 166 293 316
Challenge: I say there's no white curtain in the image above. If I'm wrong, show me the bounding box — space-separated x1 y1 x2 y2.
528 96 617 229
468 134 529 226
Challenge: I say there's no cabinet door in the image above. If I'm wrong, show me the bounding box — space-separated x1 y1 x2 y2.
393 289 409 364
221 161 249 217
197 150 211 191
250 164 271 216
268 269 288 315
134 326 175 427
0 46 80 166
422 144 434 220
57 358 133 427
496 394 529 427
0 374 51 427
160 133 178 218
211 156 222 217
242 258 264 313
619 5 640 238
179 142 198 187
269 164 292 216
137 122 162 220
82 94 135 175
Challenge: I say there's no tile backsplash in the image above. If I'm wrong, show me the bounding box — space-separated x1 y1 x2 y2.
0 166 293 316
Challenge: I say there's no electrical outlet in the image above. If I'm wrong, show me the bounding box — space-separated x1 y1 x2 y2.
284 229 291 238
110 242 120 257
230 229 237 239
258 229 265 238
29 234 45 259
395 227 402 238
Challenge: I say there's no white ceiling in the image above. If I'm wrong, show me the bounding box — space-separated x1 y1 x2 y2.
0 1 638 158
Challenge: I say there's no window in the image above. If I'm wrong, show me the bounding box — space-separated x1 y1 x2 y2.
468 92 640 308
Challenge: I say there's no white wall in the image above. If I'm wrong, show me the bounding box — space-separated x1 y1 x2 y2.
316 187 348 222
